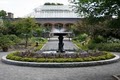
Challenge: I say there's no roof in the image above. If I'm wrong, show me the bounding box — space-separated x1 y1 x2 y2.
25 5 81 18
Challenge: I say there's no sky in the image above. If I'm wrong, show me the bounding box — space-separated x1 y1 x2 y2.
0 0 70 18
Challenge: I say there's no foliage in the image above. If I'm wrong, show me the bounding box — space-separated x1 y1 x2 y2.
91 35 106 43
33 27 44 37
71 0 120 17
71 0 120 39
0 10 7 18
73 33 88 42
88 43 120 52
73 40 88 50
0 35 13 48
44 2 63 5
6 51 115 62
34 43 45 52
8 35 21 44
13 17 38 48
74 17 109 39
0 35 21 48
31 37 47 43
14 17 37 37
3 19 18 35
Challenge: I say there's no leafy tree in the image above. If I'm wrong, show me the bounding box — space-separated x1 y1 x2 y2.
0 35 21 51
0 10 7 18
44 2 63 5
71 0 120 17
71 0 120 39
74 17 109 40
44 2 51 5
0 35 13 52
14 17 38 48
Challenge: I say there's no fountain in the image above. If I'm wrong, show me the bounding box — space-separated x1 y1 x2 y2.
36 28 75 54
50 32 72 53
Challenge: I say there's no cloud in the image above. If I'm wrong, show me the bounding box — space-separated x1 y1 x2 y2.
0 1 9 4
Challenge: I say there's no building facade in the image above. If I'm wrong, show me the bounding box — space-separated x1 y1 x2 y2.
26 5 81 32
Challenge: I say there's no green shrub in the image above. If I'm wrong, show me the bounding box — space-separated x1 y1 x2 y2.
34 44 44 51
74 58 84 62
92 36 106 43
88 43 120 52
14 56 22 61
83 57 92 61
36 58 46 62
73 34 88 42
91 57 100 61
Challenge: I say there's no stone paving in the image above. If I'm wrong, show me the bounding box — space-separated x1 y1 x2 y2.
0 39 120 80
41 38 78 51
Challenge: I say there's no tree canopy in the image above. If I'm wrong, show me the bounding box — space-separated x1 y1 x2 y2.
0 10 7 18
71 0 120 39
44 2 63 5
13 17 38 48
71 0 120 18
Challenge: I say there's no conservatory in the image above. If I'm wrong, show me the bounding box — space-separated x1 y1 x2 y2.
26 5 81 32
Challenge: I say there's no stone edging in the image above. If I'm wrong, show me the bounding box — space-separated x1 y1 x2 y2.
1 54 120 68
113 75 120 80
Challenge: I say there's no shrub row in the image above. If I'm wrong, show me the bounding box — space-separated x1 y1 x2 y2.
88 43 120 52
6 52 115 62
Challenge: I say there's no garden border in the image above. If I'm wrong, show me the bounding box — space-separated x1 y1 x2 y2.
1 54 120 68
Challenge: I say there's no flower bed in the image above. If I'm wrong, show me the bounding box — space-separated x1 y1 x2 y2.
6 51 115 62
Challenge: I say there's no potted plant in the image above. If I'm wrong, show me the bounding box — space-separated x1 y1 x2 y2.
0 35 13 52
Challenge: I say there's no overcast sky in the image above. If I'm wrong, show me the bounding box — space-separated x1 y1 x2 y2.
0 0 70 18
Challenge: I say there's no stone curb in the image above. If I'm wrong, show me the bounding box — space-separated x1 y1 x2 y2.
113 75 120 80
1 54 120 68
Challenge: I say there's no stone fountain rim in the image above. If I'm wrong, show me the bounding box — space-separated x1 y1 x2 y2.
1 53 120 68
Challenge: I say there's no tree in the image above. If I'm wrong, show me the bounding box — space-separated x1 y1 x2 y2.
0 10 7 18
14 17 38 48
0 35 21 52
71 0 120 39
71 0 120 17
74 18 108 39
0 35 12 51
44 2 63 5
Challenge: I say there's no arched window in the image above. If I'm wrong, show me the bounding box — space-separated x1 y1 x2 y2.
54 23 63 30
65 23 74 31
44 23 52 31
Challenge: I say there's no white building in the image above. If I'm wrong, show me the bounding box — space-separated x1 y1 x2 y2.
26 5 81 32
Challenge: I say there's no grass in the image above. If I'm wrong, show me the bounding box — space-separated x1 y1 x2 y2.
30 39 48 52
72 40 88 50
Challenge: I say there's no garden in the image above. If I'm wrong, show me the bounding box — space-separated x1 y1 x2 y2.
1 0 120 64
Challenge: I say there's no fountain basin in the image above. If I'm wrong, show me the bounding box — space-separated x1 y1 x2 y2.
51 32 72 36
42 51 75 54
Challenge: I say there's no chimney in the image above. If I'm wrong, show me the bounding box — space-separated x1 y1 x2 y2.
7 12 14 18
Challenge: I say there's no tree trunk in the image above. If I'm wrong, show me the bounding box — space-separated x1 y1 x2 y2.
25 36 28 48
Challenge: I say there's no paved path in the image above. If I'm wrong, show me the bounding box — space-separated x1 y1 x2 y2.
41 38 78 51
0 39 120 80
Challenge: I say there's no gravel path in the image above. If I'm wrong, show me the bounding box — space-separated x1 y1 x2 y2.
0 39 120 80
